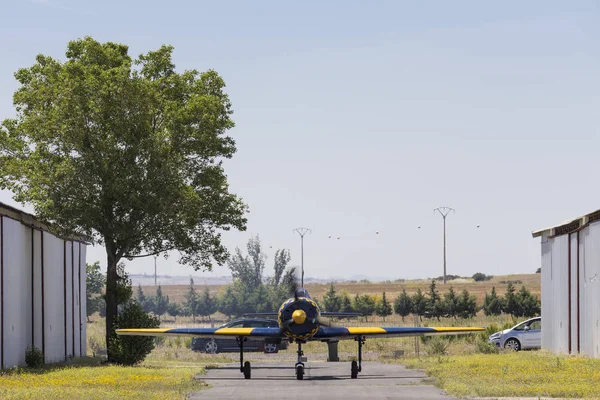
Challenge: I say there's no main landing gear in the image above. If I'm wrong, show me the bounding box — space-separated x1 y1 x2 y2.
236 336 364 380
295 341 305 380
237 337 251 379
351 336 365 379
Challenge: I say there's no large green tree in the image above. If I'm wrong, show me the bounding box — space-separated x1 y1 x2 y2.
153 285 170 319
376 291 393 322
183 277 198 321
442 287 459 318
322 283 341 312
0 37 247 360
482 286 504 316
196 287 217 323
227 235 266 288
393 288 412 321
225 235 295 314
411 288 427 320
426 280 443 319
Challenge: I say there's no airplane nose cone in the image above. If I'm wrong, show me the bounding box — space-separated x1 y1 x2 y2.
292 309 307 324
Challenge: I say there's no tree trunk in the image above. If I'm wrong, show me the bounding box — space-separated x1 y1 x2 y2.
105 250 119 362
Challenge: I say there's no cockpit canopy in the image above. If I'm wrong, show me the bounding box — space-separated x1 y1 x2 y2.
295 287 311 298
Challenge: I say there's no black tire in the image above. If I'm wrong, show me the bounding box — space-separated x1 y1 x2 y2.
296 365 304 380
504 338 521 351
243 361 251 379
351 360 358 379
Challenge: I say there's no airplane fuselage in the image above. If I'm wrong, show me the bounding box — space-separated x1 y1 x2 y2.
277 292 321 342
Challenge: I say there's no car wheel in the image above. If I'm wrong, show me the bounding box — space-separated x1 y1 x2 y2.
504 338 521 351
204 339 219 354
264 343 278 353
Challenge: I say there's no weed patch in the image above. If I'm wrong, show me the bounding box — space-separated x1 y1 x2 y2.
401 351 600 398
0 357 207 400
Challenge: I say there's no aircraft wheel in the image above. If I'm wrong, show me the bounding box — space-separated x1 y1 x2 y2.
296 364 304 380
243 361 251 379
351 360 358 379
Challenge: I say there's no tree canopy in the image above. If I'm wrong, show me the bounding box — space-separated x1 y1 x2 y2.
393 288 412 321
0 37 247 360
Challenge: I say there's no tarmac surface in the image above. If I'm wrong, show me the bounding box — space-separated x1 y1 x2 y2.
189 361 458 399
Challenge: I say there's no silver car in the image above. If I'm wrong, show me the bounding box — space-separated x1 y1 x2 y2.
488 317 541 351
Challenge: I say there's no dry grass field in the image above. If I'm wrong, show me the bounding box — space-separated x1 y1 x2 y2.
140 273 540 305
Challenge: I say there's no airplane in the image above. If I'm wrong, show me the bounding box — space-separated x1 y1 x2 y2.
116 286 484 380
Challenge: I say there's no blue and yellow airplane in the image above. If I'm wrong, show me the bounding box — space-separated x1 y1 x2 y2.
116 287 484 380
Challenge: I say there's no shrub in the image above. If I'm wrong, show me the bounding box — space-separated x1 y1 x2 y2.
484 323 500 337
475 338 499 354
173 337 182 349
472 272 492 282
25 345 44 368
109 301 161 365
476 323 500 342
88 334 104 357
427 336 450 355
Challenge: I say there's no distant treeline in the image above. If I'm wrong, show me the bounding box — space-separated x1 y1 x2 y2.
86 235 541 322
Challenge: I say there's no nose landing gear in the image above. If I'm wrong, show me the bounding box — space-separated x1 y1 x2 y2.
295 341 305 380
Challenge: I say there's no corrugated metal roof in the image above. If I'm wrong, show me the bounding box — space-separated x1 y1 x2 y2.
532 208 600 238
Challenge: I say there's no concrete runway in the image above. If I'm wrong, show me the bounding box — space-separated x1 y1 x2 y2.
190 361 458 399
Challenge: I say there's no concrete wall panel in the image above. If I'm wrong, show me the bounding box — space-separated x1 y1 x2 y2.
43 233 65 364
32 230 43 353
582 222 600 357
73 243 81 357
65 241 73 358
541 234 553 352
0 218 2 368
570 233 578 353
0 208 87 367
2 219 33 368
2 218 33 368
79 244 87 355
550 234 569 354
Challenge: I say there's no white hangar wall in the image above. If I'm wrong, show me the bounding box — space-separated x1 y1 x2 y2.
534 211 600 358
0 204 87 369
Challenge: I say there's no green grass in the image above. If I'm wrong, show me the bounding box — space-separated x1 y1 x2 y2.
0 357 208 400
401 350 600 398
0 320 233 399
9 311 598 399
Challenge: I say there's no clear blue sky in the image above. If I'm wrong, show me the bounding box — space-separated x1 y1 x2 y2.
1 1 598 281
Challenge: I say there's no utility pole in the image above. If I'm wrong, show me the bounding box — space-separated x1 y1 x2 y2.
154 255 158 286
293 228 311 287
434 207 455 284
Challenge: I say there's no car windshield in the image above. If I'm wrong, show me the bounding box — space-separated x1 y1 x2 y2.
512 321 528 330
512 319 539 331
221 320 244 328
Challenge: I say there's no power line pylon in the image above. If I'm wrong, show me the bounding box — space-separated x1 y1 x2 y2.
434 207 455 284
293 227 311 287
